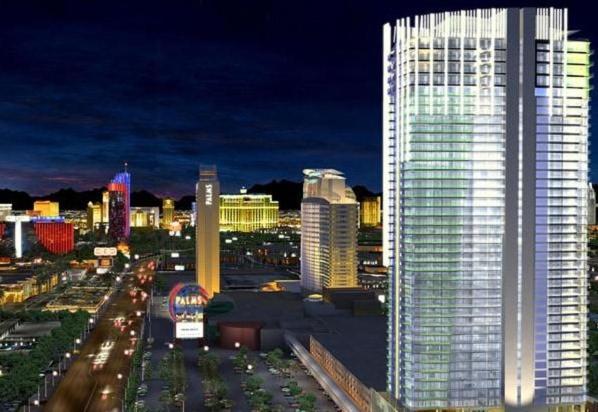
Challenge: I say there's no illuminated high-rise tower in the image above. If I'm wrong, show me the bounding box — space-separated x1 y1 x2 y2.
383 8 589 410
195 166 220 298
162 198 175 229
300 169 358 293
107 167 131 241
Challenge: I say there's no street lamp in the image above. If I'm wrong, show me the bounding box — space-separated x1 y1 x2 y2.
117 373 123 380
130 330 135 337
203 345 209 352
52 370 58 385
168 343 174 350
247 364 253 371
234 342 240 349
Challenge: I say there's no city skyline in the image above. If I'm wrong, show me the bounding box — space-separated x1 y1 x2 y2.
1 0 596 197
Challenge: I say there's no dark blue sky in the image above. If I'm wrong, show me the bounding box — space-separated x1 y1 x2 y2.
0 0 592 196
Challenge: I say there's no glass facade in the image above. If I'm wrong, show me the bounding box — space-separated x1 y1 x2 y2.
383 8 588 411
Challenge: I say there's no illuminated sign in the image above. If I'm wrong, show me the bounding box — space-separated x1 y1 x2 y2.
168 283 209 339
94 247 118 257
205 184 213 206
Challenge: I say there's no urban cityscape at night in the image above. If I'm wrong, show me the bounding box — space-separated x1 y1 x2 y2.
0 1 596 411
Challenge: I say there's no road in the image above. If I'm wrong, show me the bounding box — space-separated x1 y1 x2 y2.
44 262 154 412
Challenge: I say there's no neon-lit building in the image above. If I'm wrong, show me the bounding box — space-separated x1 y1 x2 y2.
383 8 589 410
219 189 279 232
33 200 59 217
300 169 358 293
107 170 131 240
34 221 74 254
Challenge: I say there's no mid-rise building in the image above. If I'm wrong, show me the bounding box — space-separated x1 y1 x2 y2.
34 221 75 254
87 202 102 231
162 198 175 228
196 165 220 299
0 204 12 222
359 196 381 227
383 8 589 410
300 169 358 293
220 188 279 232
130 207 159 228
33 200 59 217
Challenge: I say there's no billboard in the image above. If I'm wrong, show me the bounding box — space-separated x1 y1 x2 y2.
94 247 118 257
168 283 209 339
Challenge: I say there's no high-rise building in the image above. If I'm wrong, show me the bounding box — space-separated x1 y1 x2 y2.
162 198 175 229
102 190 110 224
34 221 74 254
220 189 279 232
300 169 358 293
4 215 32 258
87 202 102 231
107 169 131 241
196 166 220 299
589 184 596 225
383 8 589 410
107 183 127 241
359 196 381 227
33 200 59 217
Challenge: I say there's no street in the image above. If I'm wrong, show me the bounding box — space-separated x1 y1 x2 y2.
44 263 153 412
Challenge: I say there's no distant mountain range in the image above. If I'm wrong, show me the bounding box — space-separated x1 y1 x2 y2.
0 181 380 211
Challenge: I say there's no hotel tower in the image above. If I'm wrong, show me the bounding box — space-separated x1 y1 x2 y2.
196 165 220 299
383 8 589 411
300 169 359 293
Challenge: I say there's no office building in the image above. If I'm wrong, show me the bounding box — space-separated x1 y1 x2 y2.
359 196 382 227
87 202 102 231
34 221 75 254
383 8 589 410
162 198 175 228
33 200 59 217
196 165 220 299
300 169 358 293
102 190 110 224
589 184 596 225
220 188 279 232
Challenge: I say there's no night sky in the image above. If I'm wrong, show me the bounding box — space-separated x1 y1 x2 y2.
0 0 593 196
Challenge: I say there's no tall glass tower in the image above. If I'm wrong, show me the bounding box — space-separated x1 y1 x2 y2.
383 8 589 411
